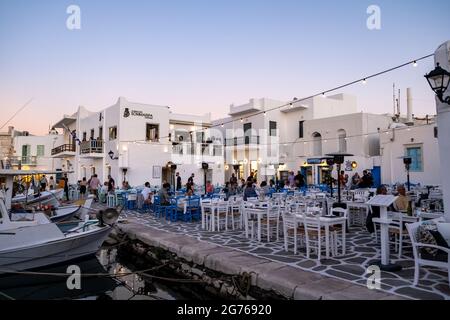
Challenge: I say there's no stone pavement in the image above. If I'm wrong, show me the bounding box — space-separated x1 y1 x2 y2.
116 209 450 300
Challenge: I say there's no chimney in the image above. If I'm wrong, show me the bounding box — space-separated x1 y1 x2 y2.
406 87 414 125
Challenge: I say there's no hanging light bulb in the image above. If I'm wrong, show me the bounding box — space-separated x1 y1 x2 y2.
362 78 367 85
413 61 418 67
240 118 243 123
263 112 267 116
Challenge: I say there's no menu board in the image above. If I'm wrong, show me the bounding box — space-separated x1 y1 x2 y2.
366 195 398 207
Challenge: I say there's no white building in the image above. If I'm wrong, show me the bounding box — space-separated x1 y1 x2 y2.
11 130 64 172
214 94 388 184
52 97 224 188
380 121 440 186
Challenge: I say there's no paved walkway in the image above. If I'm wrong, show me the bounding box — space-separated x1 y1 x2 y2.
116 209 449 300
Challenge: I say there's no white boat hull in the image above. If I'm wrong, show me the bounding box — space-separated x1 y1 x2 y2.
0 224 112 272
12 189 64 207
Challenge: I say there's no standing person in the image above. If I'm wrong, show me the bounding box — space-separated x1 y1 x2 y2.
338 171 347 188
230 173 238 188
49 176 56 190
39 175 48 191
89 174 101 201
62 174 69 201
79 177 87 199
107 175 115 194
176 172 182 191
246 172 254 182
294 171 305 188
188 173 195 185
288 171 295 188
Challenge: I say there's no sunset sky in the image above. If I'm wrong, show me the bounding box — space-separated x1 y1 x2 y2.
1 0 449 135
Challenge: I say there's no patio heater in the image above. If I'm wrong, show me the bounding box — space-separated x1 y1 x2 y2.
399 156 412 191
202 162 209 195
326 153 354 208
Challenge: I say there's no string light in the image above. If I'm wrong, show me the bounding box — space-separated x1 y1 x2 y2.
100 53 433 148
362 78 367 85
413 61 418 67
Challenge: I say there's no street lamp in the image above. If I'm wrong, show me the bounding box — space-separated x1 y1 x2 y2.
425 63 450 105
108 150 118 160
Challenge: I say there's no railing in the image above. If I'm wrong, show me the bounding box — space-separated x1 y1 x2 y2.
80 140 104 154
51 144 76 155
225 136 260 146
171 143 223 157
10 156 37 166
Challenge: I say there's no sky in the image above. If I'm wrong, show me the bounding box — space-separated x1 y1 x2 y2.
0 0 449 135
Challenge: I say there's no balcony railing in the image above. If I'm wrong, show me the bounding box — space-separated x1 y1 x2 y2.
10 156 37 166
171 143 223 157
80 140 104 155
51 144 76 156
224 136 260 146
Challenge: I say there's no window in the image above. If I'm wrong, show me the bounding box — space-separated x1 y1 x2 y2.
146 124 159 142
109 126 117 140
244 123 252 144
299 121 304 138
22 145 31 156
269 121 277 137
36 145 45 156
406 146 423 172
312 132 322 156
196 131 204 143
98 127 103 140
82 132 87 141
337 129 347 153
90 129 95 140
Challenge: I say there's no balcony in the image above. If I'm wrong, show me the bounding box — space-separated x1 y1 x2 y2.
225 136 260 146
80 140 104 158
51 144 76 157
10 156 37 166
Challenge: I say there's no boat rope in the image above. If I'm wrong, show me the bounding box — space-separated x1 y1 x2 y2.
0 290 15 300
0 264 164 278
138 271 204 284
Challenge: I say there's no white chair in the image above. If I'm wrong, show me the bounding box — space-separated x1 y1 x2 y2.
406 221 450 286
242 202 257 239
215 202 229 231
389 212 410 258
107 194 116 208
260 204 280 242
329 207 348 256
282 212 304 254
228 197 243 230
303 215 327 262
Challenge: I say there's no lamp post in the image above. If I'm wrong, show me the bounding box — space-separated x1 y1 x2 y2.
425 41 450 220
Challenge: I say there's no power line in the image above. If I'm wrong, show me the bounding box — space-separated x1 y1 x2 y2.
0 98 34 131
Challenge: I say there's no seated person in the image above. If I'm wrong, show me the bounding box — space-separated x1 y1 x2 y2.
122 181 131 190
259 181 270 196
243 181 258 201
158 183 171 205
393 185 409 211
141 182 153 205
205 181 214 194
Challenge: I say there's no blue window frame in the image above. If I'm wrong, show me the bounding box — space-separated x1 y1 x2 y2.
406 146 423 172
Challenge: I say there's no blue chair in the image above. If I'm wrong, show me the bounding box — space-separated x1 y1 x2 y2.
184 196 201 222
153 195 162 218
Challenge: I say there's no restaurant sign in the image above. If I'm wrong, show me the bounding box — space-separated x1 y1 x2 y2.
123 108 153 119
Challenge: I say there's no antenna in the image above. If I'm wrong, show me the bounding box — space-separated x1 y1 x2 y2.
393 83 396 115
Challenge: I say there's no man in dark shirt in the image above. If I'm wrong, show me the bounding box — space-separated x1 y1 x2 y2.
176 172 182 191
187 173 194 185
107 175 115 193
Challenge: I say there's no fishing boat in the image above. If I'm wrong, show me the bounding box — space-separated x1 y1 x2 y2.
11 189 64 207
10 205 81 223
0 170 118 273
